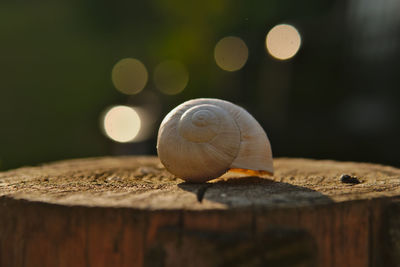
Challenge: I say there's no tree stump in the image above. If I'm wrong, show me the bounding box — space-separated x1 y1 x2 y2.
1 156 400 267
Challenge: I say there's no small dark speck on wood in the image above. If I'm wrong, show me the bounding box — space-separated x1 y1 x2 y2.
340 174 360 184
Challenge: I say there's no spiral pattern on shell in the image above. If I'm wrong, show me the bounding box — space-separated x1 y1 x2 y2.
158 102 241 181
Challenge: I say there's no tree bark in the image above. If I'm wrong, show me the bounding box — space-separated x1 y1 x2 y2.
1 156 400 266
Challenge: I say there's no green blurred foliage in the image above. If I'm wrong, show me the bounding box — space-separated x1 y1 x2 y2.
0 0 399 170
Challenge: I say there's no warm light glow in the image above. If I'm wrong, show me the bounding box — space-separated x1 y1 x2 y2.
266 24 301 60
111 58 148 94
154 60 189 95
214 36 248 71
103 106 141 143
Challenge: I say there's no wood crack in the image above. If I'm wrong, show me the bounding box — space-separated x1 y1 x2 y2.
196 184 212 202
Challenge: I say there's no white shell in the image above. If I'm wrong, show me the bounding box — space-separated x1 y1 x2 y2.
157 98 273 182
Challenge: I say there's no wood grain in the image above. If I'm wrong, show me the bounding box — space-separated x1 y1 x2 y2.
1 156 400 266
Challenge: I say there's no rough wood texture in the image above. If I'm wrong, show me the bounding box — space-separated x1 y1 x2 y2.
1 156 400 266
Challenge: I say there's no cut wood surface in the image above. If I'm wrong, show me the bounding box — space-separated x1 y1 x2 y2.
1 156 400 267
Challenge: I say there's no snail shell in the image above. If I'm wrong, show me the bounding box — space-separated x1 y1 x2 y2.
157 98 273 182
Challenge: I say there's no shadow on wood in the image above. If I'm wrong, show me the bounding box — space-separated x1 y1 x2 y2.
178 176 333 207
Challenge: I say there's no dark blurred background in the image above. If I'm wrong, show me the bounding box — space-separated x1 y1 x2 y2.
1 0 399 171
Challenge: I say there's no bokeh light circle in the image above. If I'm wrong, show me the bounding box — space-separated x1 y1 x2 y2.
154 60 189 95
214 36 249 71
266 24 301 60
111 58 148 94
103 106 141 143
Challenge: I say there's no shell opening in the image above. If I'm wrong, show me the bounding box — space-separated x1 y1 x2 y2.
229 168 273 176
